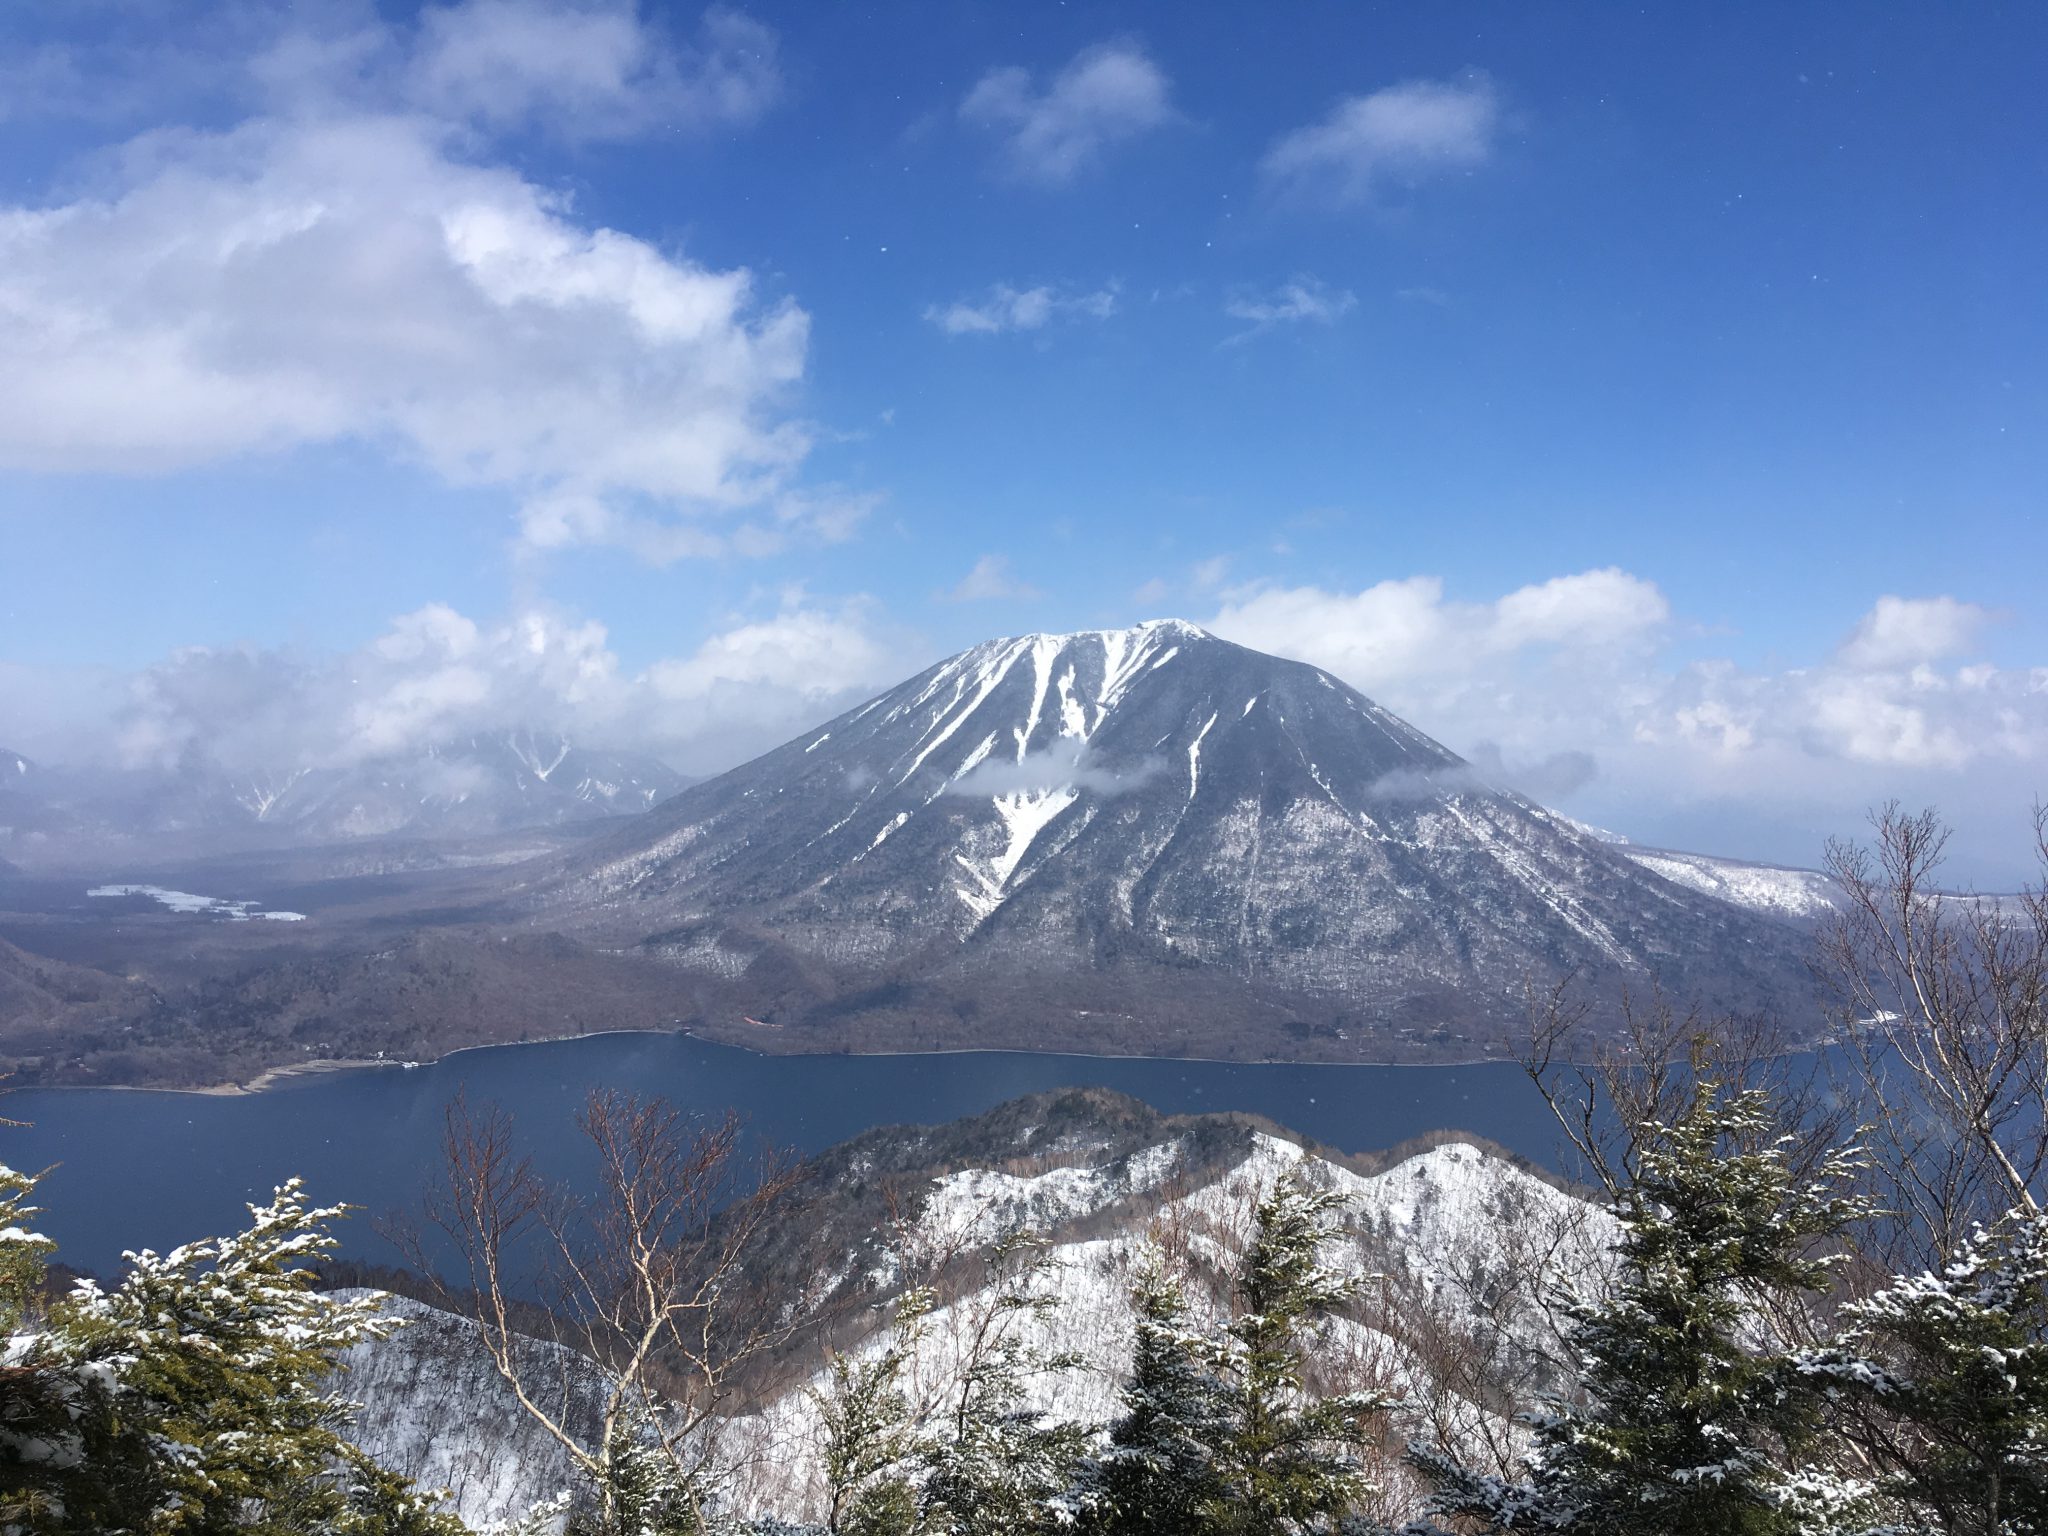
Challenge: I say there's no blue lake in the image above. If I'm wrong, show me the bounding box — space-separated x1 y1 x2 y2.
7 1032 1570 1276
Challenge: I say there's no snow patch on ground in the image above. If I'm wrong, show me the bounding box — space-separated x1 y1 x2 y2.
87 884 306 921
917 1138 1186 1252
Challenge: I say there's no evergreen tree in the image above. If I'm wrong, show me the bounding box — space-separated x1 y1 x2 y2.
566 1403 704 1536
1078 1254 1233 1536
811 1287 934 1536
1212 1170 1389 1536
918 1231 1088 1536
24 1177 466 1535
1413 1083 1866 1536
1799 1210 2048 1534
0 1157 75 1533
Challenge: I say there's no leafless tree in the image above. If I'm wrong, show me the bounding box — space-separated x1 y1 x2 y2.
1821 802 2048 1265
1382 1160 1609 1487
405 1089 802 1533
1516 977 1868 1373
1521 976 1854 1198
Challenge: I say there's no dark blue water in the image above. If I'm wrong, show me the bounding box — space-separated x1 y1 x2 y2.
6 1033 1566 1276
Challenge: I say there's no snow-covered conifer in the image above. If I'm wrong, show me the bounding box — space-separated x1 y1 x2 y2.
1212 1170 1390 1535
566 1404 704 1536
811 1287 933 1536
917 1231 1088 1536
1077 1253 1233 1536
34 1178 466 1534
0 1158 72 1533
1798 1210 2048 1534
1414 1084 1866 1536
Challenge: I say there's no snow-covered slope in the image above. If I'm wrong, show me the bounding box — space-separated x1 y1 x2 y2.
341 1090 1611 1529
1616 846 1841 921
525 621 1809 1050
334 1293 602 1531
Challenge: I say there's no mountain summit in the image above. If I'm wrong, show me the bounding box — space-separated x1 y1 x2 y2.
530 621 1805 1055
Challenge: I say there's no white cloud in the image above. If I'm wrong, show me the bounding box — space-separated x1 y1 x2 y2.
0 3 835 565
1837 594 1992 670
1492 567 1672 648
925 282 1119 337
1262 73 1500 207
1223 276 1357 341
943 555 1044 603
960 41 1175 185
1210 576 2047 875
409 2 779 140
1212 568 1670 686
102 596 910 779
643 601 899 709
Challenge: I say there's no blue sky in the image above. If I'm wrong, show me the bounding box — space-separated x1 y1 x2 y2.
0 2 2042 878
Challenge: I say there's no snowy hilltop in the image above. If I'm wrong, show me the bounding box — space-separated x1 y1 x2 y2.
336 1089 1610 1529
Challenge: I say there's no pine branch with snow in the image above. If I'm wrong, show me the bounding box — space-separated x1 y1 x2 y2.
1797 1209 2048 1533
24 1178 466 1534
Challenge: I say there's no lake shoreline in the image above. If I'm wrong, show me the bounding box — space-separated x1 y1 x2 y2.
47 1025 1519 1098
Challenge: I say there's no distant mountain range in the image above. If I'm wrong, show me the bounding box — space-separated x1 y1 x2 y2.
0 731 689 866
514 621 1815 1053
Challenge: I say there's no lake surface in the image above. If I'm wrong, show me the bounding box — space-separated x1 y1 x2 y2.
7 1032 1570 1276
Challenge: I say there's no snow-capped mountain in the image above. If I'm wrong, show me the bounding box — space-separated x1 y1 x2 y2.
339 1089 1610 1529
0 731 688 867
529 621 1811 1051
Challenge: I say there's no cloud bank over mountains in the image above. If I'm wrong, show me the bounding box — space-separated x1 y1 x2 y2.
28 597 900 782
4 572 2037 877
1211 577 2043 876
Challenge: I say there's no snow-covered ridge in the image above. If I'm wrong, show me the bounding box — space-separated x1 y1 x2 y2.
742 1128 1610 1519
339 1097 1612 1530
1619 847 1840 920
916 1137 1187 1251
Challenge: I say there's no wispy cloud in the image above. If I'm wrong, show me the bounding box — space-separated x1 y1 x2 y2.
1263 73 1500 207
948 738 1166 798
925 282 1119 337
1223 276 1358 341
960 41 1175 185
409 1 781 141
943 555 1044 603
